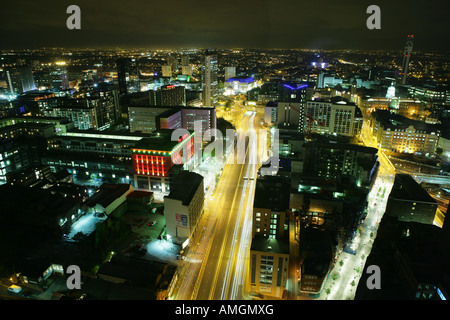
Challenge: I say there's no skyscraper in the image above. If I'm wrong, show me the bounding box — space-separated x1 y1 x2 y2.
181 55 190 67
116 58 140 95
161 65 172 78
202 53 218 108
224 66 236 81
19 66 36 92
401 34 414 85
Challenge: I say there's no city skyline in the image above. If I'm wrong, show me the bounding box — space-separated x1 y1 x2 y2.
1 0 449 52
0 0 449 308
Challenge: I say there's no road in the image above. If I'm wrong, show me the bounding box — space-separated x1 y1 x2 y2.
195 110 263 300
171 98 265 300
317 121 396 300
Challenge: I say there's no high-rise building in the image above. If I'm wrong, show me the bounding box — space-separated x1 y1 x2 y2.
116 58 140 95
149 85 186 106
181 65 193 76
164 171 204 245
305 97 362 137
181 55 190 67
401 34 414 85
224 66 236 81
161 65 172 78
167 55 178 73
202 53 218 108
250 175 290 299
19 66 36 92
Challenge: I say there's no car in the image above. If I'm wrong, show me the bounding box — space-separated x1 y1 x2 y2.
8 285 22 294
147 221 156 226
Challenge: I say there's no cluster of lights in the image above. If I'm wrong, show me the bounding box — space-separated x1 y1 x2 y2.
133 154 168 177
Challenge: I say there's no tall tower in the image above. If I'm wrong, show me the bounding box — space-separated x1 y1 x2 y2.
116 58 140 95
401 34 414 85
202 52 218 108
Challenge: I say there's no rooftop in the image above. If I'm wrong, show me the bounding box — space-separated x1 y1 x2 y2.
132 129 194 152
86 183 133 209
373 109 440 133
166 171 203 205
389 174 437 203
250 235 290 255
253 175 290 211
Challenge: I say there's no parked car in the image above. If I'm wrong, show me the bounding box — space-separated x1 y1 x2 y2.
8 285 22 294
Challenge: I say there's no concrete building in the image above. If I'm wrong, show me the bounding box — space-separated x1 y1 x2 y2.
149 85 186 107
128 106 173 133
161 65 173 78
85 183 133 217
303 141 379 188
131 129 195 194
250 236 289 299
252 175 290 239
164 171 204 245
224 66 236 81
305 97 362 137
369 109 440 155
202 53 218 108
249 175 290 299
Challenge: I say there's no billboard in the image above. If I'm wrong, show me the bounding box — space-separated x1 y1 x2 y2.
176 213 188 229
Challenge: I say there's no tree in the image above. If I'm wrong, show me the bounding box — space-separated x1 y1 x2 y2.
436 147 444 156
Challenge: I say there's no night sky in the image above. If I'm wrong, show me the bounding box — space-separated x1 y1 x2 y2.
1 0 449 52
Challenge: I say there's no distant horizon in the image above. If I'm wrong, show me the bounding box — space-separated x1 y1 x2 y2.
1 0 449 53
1 46 448 54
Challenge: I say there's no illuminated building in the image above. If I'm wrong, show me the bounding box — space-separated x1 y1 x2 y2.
202 53 218 108
129 105 216 137
0 122 55 141
303 141 379 187
224 76 257 94
181 55 190 67
0 138 41 185
131 129 195 193
401 34 414 85
369 110 440 155
156 109 182 130
41 97 117 131
181 65 193 76
386 82 396 99
161 65 172 78
149 85 186 106
276 102 305 132
0 116 74 134
224 66 236 81
164 170 204 245
250 236 289 299
2 67 36 94
250 175 290 299
166 55 178 73
408 85 450 104
305 97 362 137
128 106 173 133
19 66 36 93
